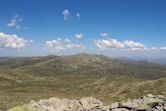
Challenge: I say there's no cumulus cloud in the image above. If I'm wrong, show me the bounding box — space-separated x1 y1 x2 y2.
75 33 83 39
100 33 108 37
63 9 70 20
94 38 166 51
7 14 23 29
0 32 32 50
94 38 145 50
44 38 85 52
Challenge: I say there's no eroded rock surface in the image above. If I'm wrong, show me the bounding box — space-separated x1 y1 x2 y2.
8 94 166 111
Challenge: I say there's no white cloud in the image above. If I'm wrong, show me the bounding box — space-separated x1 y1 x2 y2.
94 38 145 50
63 9 70 20
44 38 85 52
123 40 145 49
45 39 65 51
75 33 83 39
62 9 81 20
151 47 157 50
7 14 23 29
94 38 166 51
100 33 108 37
64 38 71 43
76 13 80 18
160 47 166 50
66 43 85 50
0 32 32 50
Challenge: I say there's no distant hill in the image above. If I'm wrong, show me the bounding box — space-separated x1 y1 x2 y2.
150 58 166 65
0 57 12 62
121 57 166 65
0 53 165 79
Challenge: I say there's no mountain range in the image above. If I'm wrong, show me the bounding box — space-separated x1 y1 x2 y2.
0 53 166 110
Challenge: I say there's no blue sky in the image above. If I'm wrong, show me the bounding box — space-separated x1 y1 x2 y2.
0 0 166 58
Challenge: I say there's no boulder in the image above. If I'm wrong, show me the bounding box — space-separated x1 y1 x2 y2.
79 97 103 110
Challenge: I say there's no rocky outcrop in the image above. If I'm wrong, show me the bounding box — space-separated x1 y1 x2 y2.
8 94 166 111
109 94 166 111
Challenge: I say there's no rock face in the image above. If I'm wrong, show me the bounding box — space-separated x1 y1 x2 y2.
8 94 166 111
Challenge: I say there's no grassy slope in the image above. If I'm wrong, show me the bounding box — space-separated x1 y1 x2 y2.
0 75 166 110
0 54 166 110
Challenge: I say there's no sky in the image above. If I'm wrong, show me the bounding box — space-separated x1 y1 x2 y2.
0 0 166 58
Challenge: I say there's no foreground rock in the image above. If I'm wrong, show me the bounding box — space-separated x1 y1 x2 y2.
8 94 166 111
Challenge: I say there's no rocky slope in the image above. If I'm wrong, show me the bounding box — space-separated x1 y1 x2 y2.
8 94 166 111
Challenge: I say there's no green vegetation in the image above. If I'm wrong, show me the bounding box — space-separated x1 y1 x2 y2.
0 54 166 110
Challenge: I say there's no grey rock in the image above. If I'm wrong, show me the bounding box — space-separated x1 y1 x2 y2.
111 108 129 111
8 94 166 111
